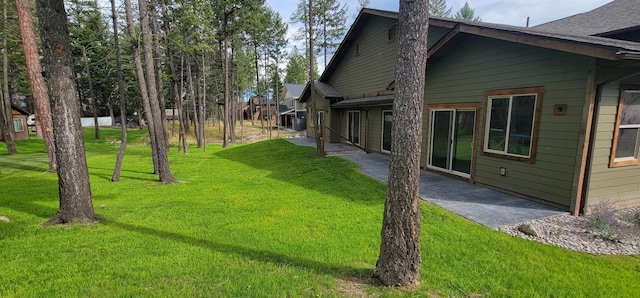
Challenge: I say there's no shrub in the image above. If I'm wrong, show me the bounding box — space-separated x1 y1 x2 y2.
588 202 624 242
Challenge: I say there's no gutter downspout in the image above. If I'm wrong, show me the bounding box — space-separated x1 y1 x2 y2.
577 69 640 215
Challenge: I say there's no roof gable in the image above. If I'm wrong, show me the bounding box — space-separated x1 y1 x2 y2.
319 8 455 83
283 83 305 98
11 104 29 116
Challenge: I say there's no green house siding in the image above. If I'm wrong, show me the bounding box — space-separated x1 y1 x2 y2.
332 106 389 153
327 18 450 97
328 15 397 95
368 108 384 152
306 90 332 138
423 36 592 207
588 83 640 208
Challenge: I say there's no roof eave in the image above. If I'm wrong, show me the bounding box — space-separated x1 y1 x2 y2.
428 23 636 63
617 51 640 60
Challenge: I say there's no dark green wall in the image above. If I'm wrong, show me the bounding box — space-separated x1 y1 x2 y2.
423 36 593 207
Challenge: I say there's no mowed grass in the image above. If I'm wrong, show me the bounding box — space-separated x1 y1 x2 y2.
1 128 639 297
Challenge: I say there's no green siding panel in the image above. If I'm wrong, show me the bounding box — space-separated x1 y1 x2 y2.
587 83 640 208
328 16 398 96
423 36 591 208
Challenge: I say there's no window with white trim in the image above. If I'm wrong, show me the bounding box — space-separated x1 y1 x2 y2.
610 90 640 167
484 87 543 161
13 118 24 132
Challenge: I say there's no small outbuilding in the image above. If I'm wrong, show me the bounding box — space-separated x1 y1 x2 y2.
0 105 30 141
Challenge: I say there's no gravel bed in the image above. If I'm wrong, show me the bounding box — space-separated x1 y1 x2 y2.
499 206 640 255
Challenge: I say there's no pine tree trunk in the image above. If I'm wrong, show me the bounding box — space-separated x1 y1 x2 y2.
161 0 187 154
309 0 324 158
138 0 176 183
36 0 96 225
0 0 15 154
222 31 230 148
124 0 159 174
16 0 56 169
200 54 206 151
149 0 168 149
110 0 127 182
373 0 428 287
0 97 16 154
81 47 100 140
186 59 201 148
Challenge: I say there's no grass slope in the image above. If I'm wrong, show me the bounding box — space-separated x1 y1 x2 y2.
1 128 639 297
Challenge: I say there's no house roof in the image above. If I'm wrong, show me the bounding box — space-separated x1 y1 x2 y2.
331 94 394 109
284 83 305 98
319 7 640 87
248 96 277 105
299 81 343 102
303 6 640 104
428 18 640 64
11 104 29 116
277 104 290 113
533 0 640 37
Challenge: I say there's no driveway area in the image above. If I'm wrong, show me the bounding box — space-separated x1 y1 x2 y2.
286 137 567 228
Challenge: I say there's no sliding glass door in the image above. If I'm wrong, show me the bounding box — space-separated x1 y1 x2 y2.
428 109 475 177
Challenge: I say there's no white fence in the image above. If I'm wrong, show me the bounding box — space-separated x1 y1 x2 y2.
81 117 112 127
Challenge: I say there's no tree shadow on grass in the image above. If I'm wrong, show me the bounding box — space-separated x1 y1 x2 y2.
215 140 386 206
90 171 159 183
0 157 51 173
100 216 375 281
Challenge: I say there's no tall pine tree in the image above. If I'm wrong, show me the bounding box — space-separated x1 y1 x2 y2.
454 1 481 21
429 0 451 17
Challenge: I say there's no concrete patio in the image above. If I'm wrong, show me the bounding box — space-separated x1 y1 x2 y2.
286 137 567 228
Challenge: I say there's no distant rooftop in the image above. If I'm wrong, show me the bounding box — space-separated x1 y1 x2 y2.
284 83 306 98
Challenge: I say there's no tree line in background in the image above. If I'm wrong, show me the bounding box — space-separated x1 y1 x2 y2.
0 0 482 158
0 0 331 153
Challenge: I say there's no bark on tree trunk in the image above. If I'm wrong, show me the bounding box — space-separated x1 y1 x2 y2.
200 53 206 152
138 0 175 183
309 0 324 158
36 0 96 225
0 97 16 154
16 0 56 168
81 47 100 140
0 0 14 154
162 0 187 154
110 0 127 182
186 59 201 148
177 58 188 154
124 0 159 174
222 32 230 148
373 0 428 287
149 0 168 149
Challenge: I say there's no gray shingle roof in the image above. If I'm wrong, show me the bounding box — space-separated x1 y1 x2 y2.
331 95 393 108
284 83 305 98
314 82 342 98
533 0 640 36
450 18 640 53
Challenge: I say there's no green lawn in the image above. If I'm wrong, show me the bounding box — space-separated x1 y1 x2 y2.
1 128 639 297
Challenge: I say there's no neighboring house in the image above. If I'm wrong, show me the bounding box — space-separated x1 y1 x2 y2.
300 2 640 215
279 83 307 131
0 105 30 141
243 96 280 124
